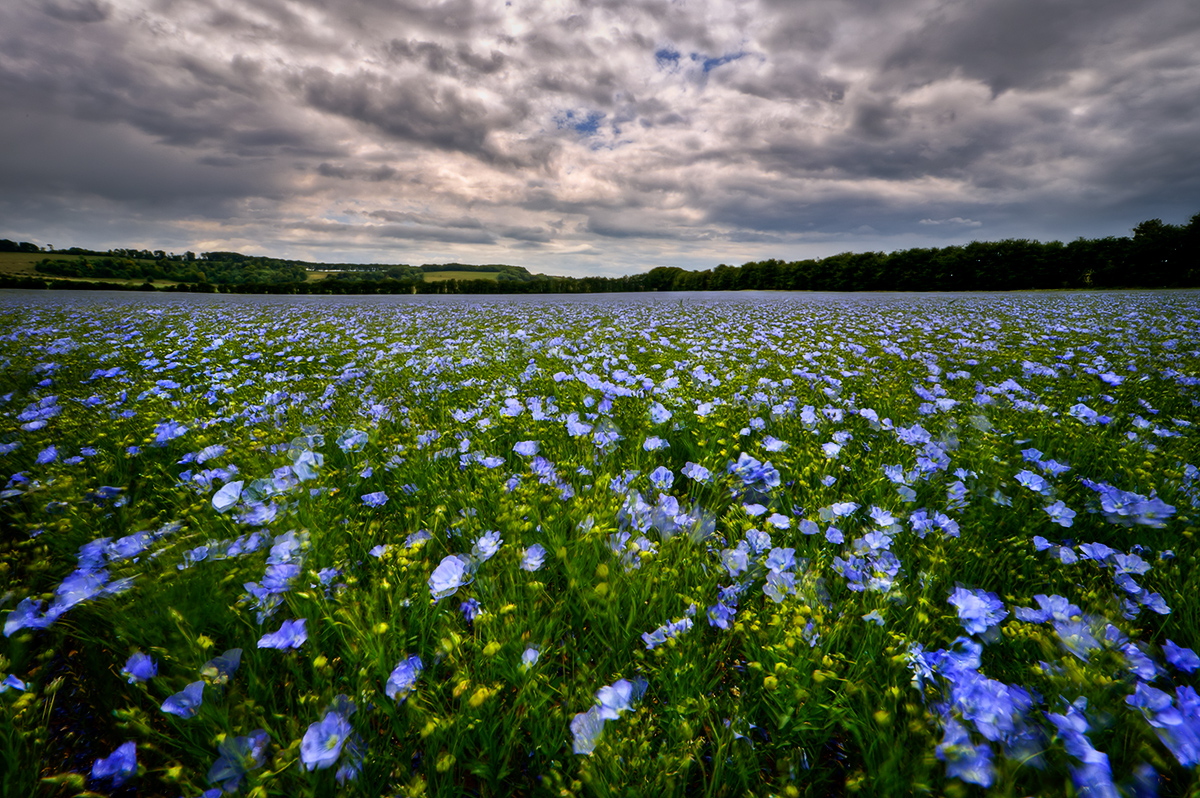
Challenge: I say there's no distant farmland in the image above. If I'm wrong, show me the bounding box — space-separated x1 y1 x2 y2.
0 252 172 286
421 270 501 282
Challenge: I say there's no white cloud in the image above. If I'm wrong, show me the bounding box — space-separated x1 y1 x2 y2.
919 218 983 227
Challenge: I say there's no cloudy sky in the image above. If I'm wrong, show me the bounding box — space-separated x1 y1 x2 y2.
2 0 1198 276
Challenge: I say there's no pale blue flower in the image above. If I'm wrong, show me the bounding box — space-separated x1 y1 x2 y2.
258 618 308 650
1015 469 1050 494
649 466 674 491
300 711 352 771
596 680 633 720
571 706 605 755
361 491 388 507
720 545 749 578
948 587 1008 636
745 528 772 553
405 529 431 547
521 544 546 571
337 429 368 453
521 647 540 670
212 481 244 513
764 571 795 603
472 530 502 562
513 440 539 456
385 655 423 702
830 501 859 518
649 402 672 424
682 462 711 483
764 547 796 573
429 554 471 599
1044 500 1076 527
1079 542 1117 562
936 719 994 787
153 420 189 446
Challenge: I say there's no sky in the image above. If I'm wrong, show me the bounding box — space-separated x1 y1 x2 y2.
2 0 1199 277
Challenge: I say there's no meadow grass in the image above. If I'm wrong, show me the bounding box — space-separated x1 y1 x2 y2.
0 290 1198 798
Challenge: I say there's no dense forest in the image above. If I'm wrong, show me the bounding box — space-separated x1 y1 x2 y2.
1 211 1196 294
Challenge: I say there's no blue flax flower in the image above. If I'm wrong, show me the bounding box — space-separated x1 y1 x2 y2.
472 530 502 562
649 466 674 491
212 480 244 513
948 587 1008 636
300 711 352 771
162 680 205 718
1164 640 1200 673
521 543 546 571
207 729 269 792
92 741 137 787
386 655 423 702
4 598 49 636
764 571 796 603
460 598 480 621
361 491 388 507
571 706 605 755
122 652 157 683
258 619 308 650
935 719 994 787
201 649 242 685
1044 500 1076 527
429 554 471 599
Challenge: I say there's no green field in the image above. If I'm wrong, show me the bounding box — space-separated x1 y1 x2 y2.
422 270 501 283
1 290 1198 797
0 252 78 278
0 253 181 287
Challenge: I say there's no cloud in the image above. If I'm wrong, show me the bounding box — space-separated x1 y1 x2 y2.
919 218 983 227
41 0 111 23
0 0 1197 271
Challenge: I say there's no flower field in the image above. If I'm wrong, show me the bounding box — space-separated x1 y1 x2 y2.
1 289 1199 797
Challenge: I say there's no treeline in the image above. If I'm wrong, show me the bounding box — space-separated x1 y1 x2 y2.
0 239 43 253
316 214 1200 293
35 254 307 285
677 216 1200 292
4 212 1197 295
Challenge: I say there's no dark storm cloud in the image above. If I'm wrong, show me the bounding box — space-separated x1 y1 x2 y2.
1 0 1198 271
42 0 111 23
882 0 1154 95
297 67 518 159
